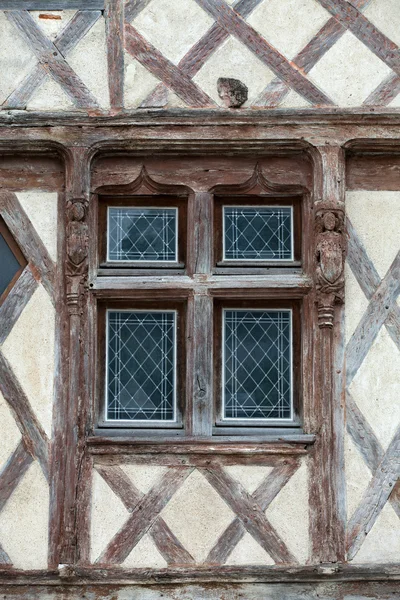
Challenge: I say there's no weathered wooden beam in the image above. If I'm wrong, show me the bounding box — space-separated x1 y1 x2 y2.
0 440 33 514
0 267 37 345
124 23 215 108
97 467 193 564
0 0 104 6
0 353 49 480
105 0 124 112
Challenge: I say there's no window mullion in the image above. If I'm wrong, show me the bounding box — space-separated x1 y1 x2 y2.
188 192 213 276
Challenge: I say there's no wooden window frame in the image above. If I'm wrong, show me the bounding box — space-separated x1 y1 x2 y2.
0 215 27 306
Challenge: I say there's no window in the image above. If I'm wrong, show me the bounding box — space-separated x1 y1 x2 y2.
94 165 306 437
0 217 27 305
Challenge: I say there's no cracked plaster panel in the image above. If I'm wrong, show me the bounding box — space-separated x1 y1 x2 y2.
349 326 400 451
0 12 37 105
16 192 58 262
224 465 273 495
30 10 77 40
90 469 129 563
0 391 21 472
0 461 48 569
344 433 372 521
120 464 167 494
247 0 330 60
28 77 75 112
308 31 392 107
68 16 110 110
346 191 400 279
193 36 276 106
1 284 55 439
132 0 214 65
266 460 309 563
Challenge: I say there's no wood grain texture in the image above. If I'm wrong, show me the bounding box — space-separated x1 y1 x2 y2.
364 72 400 107
125 0 153 22
105 0 124 111
0 191 55 305
124 23 215 108
3 11 101 110
194 0 334 106
0 353 49 480
5 11 100 110
200 464 298 564
0 543 11 566
0 440 33 513
0 0 103 6
97 467 193 564
0 267 37 345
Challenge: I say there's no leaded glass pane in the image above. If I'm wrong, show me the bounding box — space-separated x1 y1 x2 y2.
223 206 293 261
0 233 21 298
223 310 292 420
108 207 177 262
107 311 176 421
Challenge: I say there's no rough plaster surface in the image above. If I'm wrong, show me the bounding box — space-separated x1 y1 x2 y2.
193 36 276 106
16 191 58 262
90 469 129 563
1 284 55 438
266 460 309 563
121 464 167 494
28 77 75 112
225 532 274 565
30 10 77 40
161 469 235 563
68 16 110 110
247 0 330 60
0 391 21 472
346 191 400 279
279 90 311 109
352 502 400 563
344 263 369 345
0 460 48 569
123 534 167 568
349 326 400 451
224 465 273 495
132 0 214 65
0 12 37 105
309 31 392 107
364 0 400 48
124 53 161 109
344 433 372 521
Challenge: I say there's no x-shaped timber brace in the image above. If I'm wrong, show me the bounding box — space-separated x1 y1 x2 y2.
3 0 400 110
0 191 55 567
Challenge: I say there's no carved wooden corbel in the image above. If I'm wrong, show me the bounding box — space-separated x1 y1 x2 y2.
66 198 89 316
315 207 345 328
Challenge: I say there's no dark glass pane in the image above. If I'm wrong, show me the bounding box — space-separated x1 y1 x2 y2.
107 311 176 421
108 207 177 262
224 206 293 260
0 233 21 298
224 310 292 420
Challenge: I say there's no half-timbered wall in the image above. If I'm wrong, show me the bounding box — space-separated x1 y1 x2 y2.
1 1 400 599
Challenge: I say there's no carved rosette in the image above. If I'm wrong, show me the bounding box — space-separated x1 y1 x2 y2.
66 198 89 316
315 208 345 329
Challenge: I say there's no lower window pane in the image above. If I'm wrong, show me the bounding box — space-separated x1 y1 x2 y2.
223 310 292 421
107 311 176 421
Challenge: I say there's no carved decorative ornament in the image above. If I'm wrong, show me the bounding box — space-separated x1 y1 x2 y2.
315 208 345 329
66 198 89 315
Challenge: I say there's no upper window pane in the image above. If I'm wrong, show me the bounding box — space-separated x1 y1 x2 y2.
106 310 176 422
0 232 21 298
223 206 293 261
107 207 178 262
223 309 292 421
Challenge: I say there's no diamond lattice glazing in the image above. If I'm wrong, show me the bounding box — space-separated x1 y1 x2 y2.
223 206 293 261
108 207 177 262
223 310 292 420
107 311 176 421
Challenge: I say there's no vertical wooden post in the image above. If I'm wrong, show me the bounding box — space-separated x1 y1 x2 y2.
49 147 91 568
309 145 346 563
105 0 124 112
